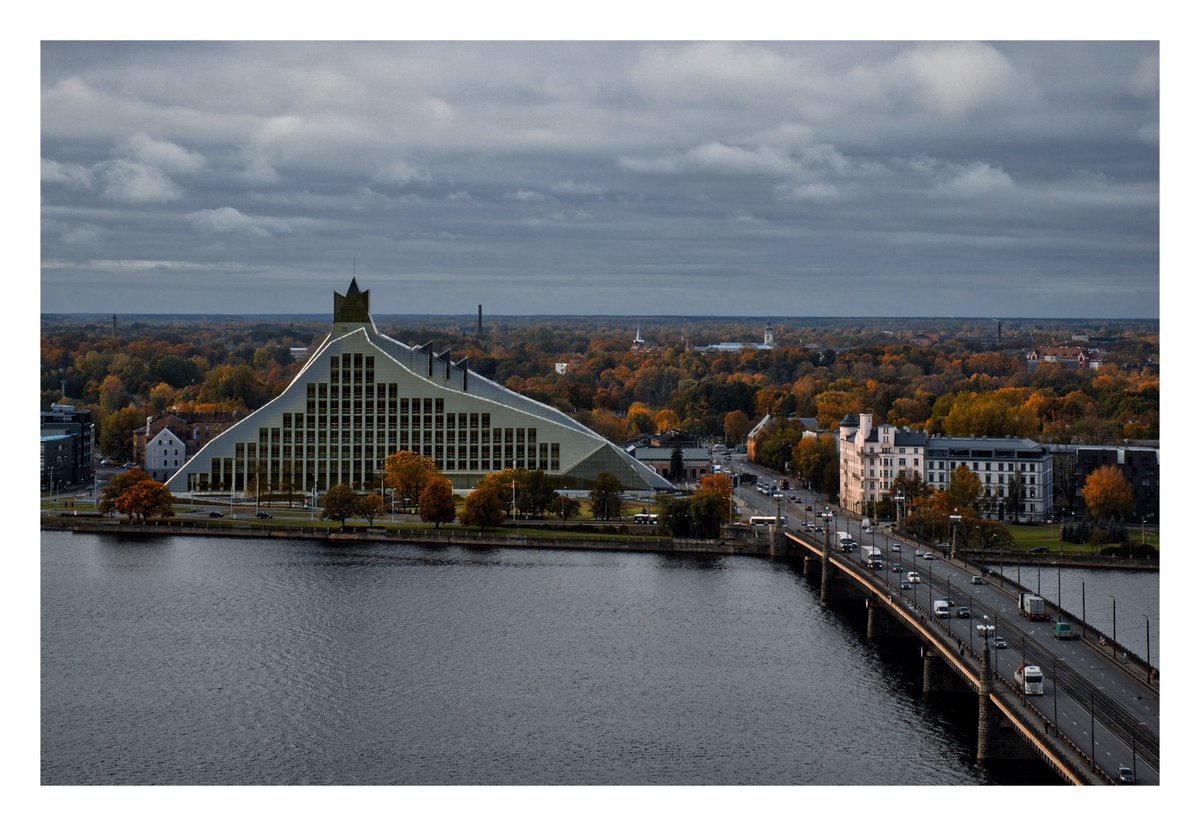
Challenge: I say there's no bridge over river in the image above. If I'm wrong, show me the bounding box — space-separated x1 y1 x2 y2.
780 525 1160 785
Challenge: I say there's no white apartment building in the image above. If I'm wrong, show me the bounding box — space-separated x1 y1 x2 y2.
837 413 1055 522
838 413 926 516
924 436 1053 522
146 427 187 482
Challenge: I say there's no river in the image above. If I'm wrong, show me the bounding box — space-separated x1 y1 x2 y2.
42 532 1091 785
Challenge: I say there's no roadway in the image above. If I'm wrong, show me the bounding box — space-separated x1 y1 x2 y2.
724 454 1159 785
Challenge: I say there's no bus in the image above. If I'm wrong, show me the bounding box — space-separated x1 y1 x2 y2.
633 513 659 525
749 515 788 527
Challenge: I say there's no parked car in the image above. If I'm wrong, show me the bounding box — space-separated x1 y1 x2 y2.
957 607 972 618
255 511 273 519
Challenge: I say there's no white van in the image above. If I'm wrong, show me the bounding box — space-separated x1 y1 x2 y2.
907 571 921 584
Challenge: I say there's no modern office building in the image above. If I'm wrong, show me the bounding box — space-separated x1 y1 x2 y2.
40 403 94 489
167 280 672 496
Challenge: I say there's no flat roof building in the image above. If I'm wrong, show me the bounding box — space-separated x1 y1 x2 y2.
168 280 673 495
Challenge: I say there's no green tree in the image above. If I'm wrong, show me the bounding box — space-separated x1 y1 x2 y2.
358 492 386 527
321 484 359 528
589 472 624 521
461 487 506 528
688 490 726 539
419 476 457 527
551 494 581 522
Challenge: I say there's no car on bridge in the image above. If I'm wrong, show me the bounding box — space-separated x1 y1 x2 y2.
907 571 921 584
892 543 901 552
892 562 902 572
971 575 984 585
900 582 912 590
993 637 1008 649
1117 766 1135 784
957 607 971 618
922 551 935 560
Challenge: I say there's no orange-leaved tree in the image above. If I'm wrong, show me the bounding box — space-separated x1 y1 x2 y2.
461 487 506 529
419 476 456 528
384 451 439 511
112 479 175 522
1082 465 1134 522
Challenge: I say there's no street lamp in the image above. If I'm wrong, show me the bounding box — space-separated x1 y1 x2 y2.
895 495 905 534
1106 593 1117 658
949 512 962 560
1139 613 1153 681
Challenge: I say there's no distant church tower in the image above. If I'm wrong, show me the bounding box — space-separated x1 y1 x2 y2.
632 326 646 351
763 321 774 348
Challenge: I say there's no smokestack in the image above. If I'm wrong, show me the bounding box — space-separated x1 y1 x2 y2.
477 304 483 336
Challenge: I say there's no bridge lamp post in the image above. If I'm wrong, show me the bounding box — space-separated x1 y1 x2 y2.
949 512 961 560
1106 593 1117 659
1052 657 1059 732
1089 688 1096 771
895 495 904 534
979 618 994 679
1139 613 1153 681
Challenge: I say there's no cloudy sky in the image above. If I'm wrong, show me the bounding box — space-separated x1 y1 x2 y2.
40 41 1160 318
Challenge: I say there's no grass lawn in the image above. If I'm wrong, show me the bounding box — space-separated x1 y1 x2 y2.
1005 523 1159 553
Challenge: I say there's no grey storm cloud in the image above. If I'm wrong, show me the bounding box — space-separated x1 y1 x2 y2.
40 41 1159 318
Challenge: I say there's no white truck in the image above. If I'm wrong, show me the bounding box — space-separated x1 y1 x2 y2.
859 545 883 569
836 531 857 552
1014 664 1044 695
1019 593 1048 621
933 599 950 619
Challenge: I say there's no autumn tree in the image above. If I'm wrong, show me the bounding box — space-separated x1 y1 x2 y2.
589 472 624 520
1082 465 1134 522
358 492 386 527
627 402 655 436
945 464 982 513
99 404 145 461
654 408 681 433
698 473 734 521
418 476 457 527
384 451 440 510
321 484 359 528
688 490 726 539
792 434 838 494
112 479 175 522
723 410 751 446
100 467 152 513
461 487 506 528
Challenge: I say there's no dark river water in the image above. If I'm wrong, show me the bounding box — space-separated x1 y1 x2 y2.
41 532 1075 785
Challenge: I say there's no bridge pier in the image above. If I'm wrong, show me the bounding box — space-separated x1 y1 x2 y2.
820 553 832 604
921 648 965 695
866 598 905 641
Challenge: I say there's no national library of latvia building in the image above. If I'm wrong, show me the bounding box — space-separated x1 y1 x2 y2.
168 280 672 496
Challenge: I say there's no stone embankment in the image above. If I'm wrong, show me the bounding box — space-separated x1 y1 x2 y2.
41 515 771 557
